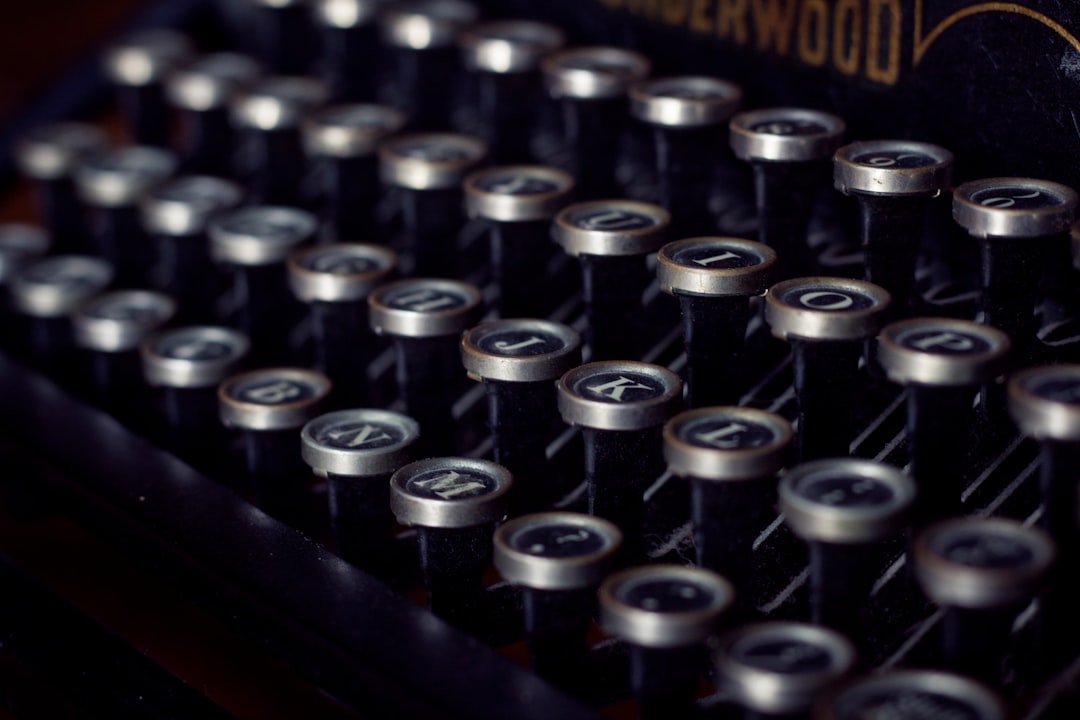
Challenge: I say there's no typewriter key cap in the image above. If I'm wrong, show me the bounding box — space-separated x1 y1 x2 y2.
664 407 792 614
558 361 682 558
657 237 777 406
166 52 261 177
631 76 743 236
730 108 846 279
543 46 651 199
379 132 487 277
379 0 479 131
102 29 192 146
780 458 915 638
599 565 734 720
0 224 49 291
288 242 397 406
953 177 1079 363
464 165 575 317
816 669 1006 720
462 318 581 513
369 278 483 456
878 318 1010 526
73 290 177 419
391 457 512 626
715 621 855 720
75 146 178 288
302 408 420 574
14 123 108 253
303 104 406 243
834 140 954 317
142 175 244 323
209 205 317 364
913 517 1055 683
765 277 891 460
553 199 670 361
219 367 332 520
313 0 380 102
461 20 566 163
230 76 329 204
494 512 621 689
245 0 314 75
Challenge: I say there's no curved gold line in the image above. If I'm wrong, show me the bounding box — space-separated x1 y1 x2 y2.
914 3 1080 65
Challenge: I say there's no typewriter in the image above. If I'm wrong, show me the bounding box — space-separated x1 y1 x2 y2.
1 0 1079 717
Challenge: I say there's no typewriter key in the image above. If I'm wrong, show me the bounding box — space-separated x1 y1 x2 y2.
303 104 406 243
379 132 487 277
953 177 1078 363
816 669 1006 720
312 0 380 102
730 108 846 279
631 76 743 237
553 199 670 361
391 457 512 625
913 517 1055 683
715 621 855 719
369 278 484 456
73 290 177 419
0 224 49 291
210 205 317 364
230 75 329 204
14 122 108 254
780 458 915 638
558 361 682 558
245 0 314 75
102 29 192 146
166 52 261 177
288 243 398 406
664 407 792 614
75 146 178 288
494 512 621 688
461 20 566 163
462 318 581 514
765 277 891 461
834 140 954 318
878 318 1010 526
302 408 420 574
657 237 777 406
142 175 244 324
379 0 479 131
599 565 734 720
543 46 651 199
141 325 250 466
464 165 575 317
219 367 332 520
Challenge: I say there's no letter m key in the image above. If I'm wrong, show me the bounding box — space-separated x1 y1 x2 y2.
414 471 487 499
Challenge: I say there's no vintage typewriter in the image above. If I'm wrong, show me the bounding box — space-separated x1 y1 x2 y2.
1 0 1080 717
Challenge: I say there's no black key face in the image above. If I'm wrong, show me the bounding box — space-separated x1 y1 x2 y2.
395 141 475 163
678 415 779 450
154 177 231 206
88 151 172 180
559 57 636 77
219 214 310 242
968 185 1068 210
779 286 877 313
572 371 667 404
931 531 1035 569
1021 374 1080 404
793 473 895 508
190 53 255 83
314 420 408 451
647 80 729 101
405 468 498 501
568 208 658 232
84 298 166 323
321 106 400 132
616 577 715 613
475 328 568 357
384 287 469 313
668 242 765 271
848 149 942 169
749 119 830 136
27 123 102 151
22 261 107 290
301 250 381 275
473 173 560 196
835 690 982 720
227 377 318 405
892 328 993 356
730 637 835 674
158 337 235 361
510 523 609 558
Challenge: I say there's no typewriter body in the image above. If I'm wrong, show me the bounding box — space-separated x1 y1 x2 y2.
1 1 1080 718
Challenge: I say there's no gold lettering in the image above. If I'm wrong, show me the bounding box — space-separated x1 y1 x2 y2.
866 0 901 84
832 0 861 76
689 0 713 33
796 0 828 66
717 0 749 44
750 0 797 55
662 0 691 24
